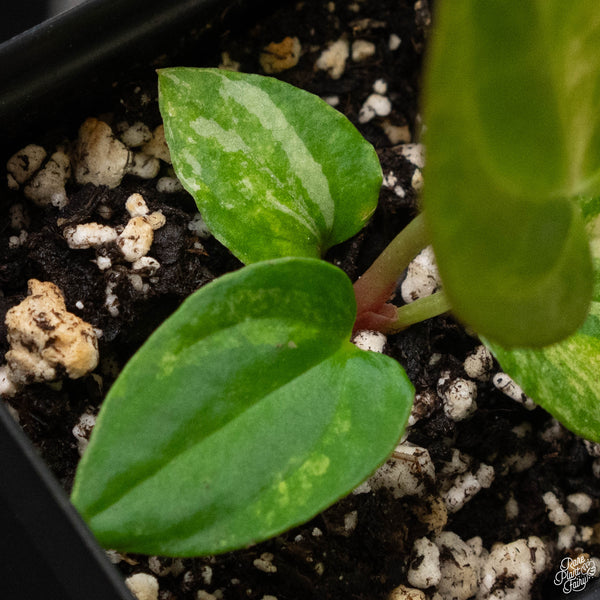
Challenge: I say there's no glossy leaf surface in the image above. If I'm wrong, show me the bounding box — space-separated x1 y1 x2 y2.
423 0 598 347
487 198 600 441
158 68 382 263
71 258 413 556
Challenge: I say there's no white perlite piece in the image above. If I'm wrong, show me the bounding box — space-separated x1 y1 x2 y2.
388 585 426 600
199 565 213 585
24 150 71 208
439 376 478 422
542 491 571 526
408 389 437 426
74 118 131 188
512 422 532 438
156 176 183 193
501 451 537 474
369 442 435 498
142 125 171 164
389 33 402 50
127 152 160 179
477 537 549 600
373 78 387 94
117 213 165 262
382 170 407 198
584 440 600 457
566 492 593 516
557 525 577 551
407 537 441 589
540 419 567 443
343 510 358 535
492 372 536 410
463 345 495 381
92 193 166 263
434 532 482 600
401 246 441 303
411 169 424 192
126 192 150 217
120 122 153 148
95 255 112 271
125 573 159 600
105 279 120 317
315 38 349 79
253 552 277 573
399 143 425 169
148 556 184 578
0 364 18 397
188 213 213 239
64 223 118 249
443 464 494 513
4 280 99 387
9 230 28 249
132 256 161 276
506 495 519 520
72 410 97 456
352 39 376 61
438 448 471 477
6 144 47 186
351 330 386 353
358 93 392 123
381 120 411 144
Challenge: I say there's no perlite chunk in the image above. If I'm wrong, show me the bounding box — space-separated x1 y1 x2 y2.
6 144 47 186
74 118 131 188
5 280 99 385
24 150 71 208
259 37 301 74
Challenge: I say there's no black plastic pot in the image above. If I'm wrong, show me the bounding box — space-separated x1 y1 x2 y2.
0 0 273 595
0 401 136 599
0 0 278 159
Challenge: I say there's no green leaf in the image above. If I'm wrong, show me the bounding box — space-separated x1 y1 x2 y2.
486 201 600 441
71 258 413 556
423 0 597 347
158 68 382 263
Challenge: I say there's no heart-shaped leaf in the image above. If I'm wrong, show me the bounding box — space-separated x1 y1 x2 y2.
158 68 382 263
423 0 597 347
486 198 600 441
71 258 413 556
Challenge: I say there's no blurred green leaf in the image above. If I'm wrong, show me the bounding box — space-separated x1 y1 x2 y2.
423 0 597 347
487 200 600 441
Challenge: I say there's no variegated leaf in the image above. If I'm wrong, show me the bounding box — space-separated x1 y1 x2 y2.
486 199 600 441
71 258 413 556
158 68 382 263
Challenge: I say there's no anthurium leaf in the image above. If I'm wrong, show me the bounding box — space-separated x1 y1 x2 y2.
71 258 412 556
158 68 382 263
423 0 597 347
485 202 600 441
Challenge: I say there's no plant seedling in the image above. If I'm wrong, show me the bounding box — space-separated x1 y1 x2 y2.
72 0 600 557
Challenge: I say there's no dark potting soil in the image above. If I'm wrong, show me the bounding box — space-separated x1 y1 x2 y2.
1 1 599 599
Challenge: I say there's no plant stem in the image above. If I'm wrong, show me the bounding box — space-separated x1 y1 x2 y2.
354 212 429 315
387 291 452 332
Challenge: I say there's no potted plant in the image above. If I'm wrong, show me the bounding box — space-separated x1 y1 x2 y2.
1 0 599 598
